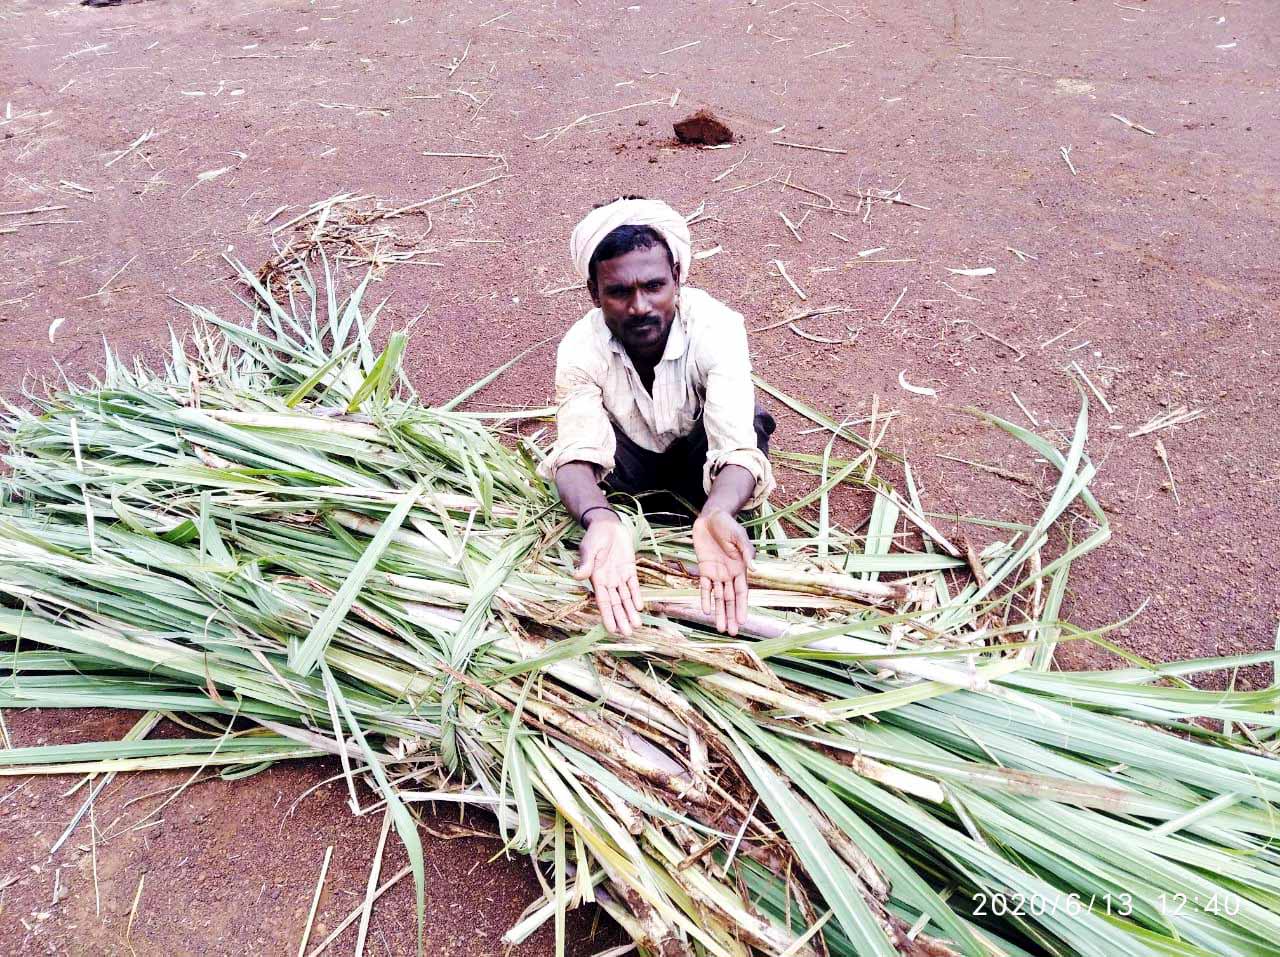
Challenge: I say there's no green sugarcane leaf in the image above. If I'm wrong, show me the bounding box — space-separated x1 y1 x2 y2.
717 722 898 957
321 663 426 957
347 331 407 413
289 483 421 675
284 344 358 408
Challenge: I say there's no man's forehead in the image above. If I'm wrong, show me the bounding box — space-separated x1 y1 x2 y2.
595 245 673 285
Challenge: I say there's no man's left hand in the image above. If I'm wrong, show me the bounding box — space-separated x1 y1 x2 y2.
692 509 754 635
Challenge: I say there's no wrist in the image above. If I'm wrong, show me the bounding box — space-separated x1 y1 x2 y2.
581 505 620 528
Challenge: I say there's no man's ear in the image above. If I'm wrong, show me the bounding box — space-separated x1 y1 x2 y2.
587 278 600 306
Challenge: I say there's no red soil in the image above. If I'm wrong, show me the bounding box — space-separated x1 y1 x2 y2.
1 0 1277 953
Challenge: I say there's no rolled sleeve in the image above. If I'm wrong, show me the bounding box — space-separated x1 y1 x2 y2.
698 318 776 510
535 342 616 484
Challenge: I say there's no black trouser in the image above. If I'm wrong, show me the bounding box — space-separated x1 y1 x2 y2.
603 407 776 518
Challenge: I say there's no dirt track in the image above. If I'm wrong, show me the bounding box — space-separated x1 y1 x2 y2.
2 0 1277 953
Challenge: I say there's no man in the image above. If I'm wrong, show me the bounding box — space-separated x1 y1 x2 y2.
538 197 776 638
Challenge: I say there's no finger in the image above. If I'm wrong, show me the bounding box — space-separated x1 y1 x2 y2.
609 587 635 636
734 574 749 627
598 583 632 637
700 574 713 616
627 575 644 614
713 579 727 633
573 549 597 581
609 593 629 632
619 582 642 631
723 583 737 637
596 585 620 635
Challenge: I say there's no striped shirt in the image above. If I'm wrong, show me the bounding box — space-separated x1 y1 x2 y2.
537 286 775 509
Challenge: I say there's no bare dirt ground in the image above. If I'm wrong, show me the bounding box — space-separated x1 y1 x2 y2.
1 0 1277 953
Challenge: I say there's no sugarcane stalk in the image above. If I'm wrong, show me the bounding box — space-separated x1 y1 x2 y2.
652 602 992 690
507 694 704 803
644 826 822 957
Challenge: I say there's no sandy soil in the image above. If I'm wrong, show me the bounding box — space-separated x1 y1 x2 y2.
1 0 1277 953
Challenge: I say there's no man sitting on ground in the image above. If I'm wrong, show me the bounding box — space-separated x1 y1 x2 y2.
538 197 776 638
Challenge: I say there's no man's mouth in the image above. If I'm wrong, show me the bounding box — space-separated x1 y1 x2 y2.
628 317 660 335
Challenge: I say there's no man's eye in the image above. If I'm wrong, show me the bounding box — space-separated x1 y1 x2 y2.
646 281 664 291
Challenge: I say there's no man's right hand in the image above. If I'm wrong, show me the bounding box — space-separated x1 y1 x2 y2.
573 511 644 636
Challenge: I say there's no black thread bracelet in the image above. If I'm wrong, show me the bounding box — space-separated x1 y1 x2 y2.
580 505 618 527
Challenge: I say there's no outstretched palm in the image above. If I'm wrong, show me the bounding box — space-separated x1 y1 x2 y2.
574 516 643 636
692 510 754 636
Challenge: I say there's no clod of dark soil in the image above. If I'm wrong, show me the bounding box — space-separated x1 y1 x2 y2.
673 109 733 146
82 0 142 7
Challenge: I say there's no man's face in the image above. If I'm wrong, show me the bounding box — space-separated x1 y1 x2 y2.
589 243 679 363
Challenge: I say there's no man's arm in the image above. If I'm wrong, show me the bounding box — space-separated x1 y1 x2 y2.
702 463 756 517
686 305 773 637
537 330 641 637
555 461 612 526
693 465 756 636
555 463 644 637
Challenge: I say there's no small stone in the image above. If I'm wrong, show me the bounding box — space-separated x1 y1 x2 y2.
673 109 733 146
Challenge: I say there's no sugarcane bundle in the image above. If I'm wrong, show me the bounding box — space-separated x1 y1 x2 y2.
3 258 1280 957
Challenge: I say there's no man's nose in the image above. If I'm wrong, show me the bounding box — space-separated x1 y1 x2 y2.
627 290 649 315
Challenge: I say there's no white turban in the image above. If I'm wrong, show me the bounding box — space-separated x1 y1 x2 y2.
569 198 692 284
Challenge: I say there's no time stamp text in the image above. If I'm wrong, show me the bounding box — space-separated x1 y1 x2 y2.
972 891 1243 918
